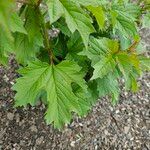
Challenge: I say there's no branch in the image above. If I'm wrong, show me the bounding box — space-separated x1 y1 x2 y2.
16 0 33 5
38 9 59 64
127 40 140 53
36 0 43 7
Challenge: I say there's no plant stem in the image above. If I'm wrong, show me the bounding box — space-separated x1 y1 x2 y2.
36 0 42 7
16 0 33 5
38 9 59 64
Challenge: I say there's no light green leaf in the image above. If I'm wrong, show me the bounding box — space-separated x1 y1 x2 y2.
0 0 14 40
142 13 150 28
25 6 43 46
47 0 95 47
87 6 105 30
96 73 120 105
0 28 14 65
116 52 133 80
112 3 140 22
116 52 141 81
87 80 99 105
110 2 140 39
111 10 137 38
139 56 150 71
13 60 89 128
91 55 116 80
70 0 107 6
10 13 27 34
14 33 40 64
80 37 119 79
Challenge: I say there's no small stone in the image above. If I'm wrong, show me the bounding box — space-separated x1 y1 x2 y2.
10 81 14 85
30 125 38 132
70 141 75 147
124 126 130 134
79 123 83 127
115 110 120 114
36 136 44 145
3 75 9 82
104 130 109 135
7 112 14 121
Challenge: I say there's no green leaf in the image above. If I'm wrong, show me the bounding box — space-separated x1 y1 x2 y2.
0 28 14 65
11 7 43 65
80 37 119 79
87 80 99 105
13 60 89 128
70 0 107 6
112 3 140 22
47 0 95 47
10 13 27 34
116 52 133 80
14 33 40 64
25 6 43 46
91 55 116 80
54 19 71 36
87 6 105 30
142 13 150 28
0 0 27 38
65 31 89 76
0 52 8 66
139 56 150 71
0 0 14 40
125 73 139 92
72 84 91 116
116 52 141 80
111 10 137 38
96 73 120 105
109 2 140 39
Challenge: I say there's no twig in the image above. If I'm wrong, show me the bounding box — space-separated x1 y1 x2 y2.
38 9 59 64
36 0 43 7
16 0 33 5
110 113 122 131
127 40 140 53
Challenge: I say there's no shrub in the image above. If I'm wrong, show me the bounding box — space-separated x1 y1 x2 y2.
0 0 150 128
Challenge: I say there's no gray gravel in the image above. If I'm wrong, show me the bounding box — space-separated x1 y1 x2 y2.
0 29 150 150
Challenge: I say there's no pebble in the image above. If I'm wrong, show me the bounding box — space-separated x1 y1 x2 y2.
36 136 44 145
7 112 14 121
30 125 38 132
70 141 76 147
124 126 130 134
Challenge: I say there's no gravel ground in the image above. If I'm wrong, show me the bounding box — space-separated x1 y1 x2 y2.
0 29 150 150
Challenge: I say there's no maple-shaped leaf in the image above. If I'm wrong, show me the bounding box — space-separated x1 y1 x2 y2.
10 13 27 34
13 60 89 128
87 6 105 30
139 56 150 71
70 0 107 6
116 52 140 81
65 31 89 76
142 13 150 28
24 6 43 46
96 72 120 105
47 0 95 47
0 0 27 39
0 28 14 65
112 2 140 22
14 33 40 64
110 2 140 39
87 80 99 105
115 51 141 92
111 11 137 38
125 73 139 92
0 0 14 39
80 37 118 80
91 55 116 80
